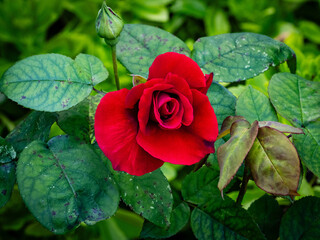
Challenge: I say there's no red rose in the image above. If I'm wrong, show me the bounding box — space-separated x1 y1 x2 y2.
95 52 218 176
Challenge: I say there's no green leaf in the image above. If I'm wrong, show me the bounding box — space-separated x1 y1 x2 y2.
57 95 102 143
191 197 266 240
293 120 320 178
236 85 278 123
182 166 220 205
269 73 320 127
5 111 57 154
247 127 300 196
116 24 190 78
74 53 109 86
280 196 320 240
258 121 304 134
0 54 94 112
192 33 295 82
140 202 190 239
113 169 173 227
16 136 119 234
217 120 259 193
0 162 16 208
0 137 16 164
206 82 237 130
248 194 282 240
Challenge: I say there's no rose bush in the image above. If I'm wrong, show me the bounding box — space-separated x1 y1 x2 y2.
95 52 219 176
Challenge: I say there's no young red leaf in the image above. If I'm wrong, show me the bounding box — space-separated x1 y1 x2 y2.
217 120 259 195
247 127 300 196
258 121 304 134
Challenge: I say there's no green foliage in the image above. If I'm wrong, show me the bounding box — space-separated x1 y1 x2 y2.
5 111 57 154
269 73 320 127
248 194 281 240
140 202 190 238
116 24 190 78
192 33 295 82
280 197 320 240
190 197 266 240
17 136 119 234
0 162 16 208
0 54 104 112
236 85 278 123
206 82 237 130
293 121 320 178
113 169 173 227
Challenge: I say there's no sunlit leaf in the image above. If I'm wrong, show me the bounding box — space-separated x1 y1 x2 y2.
293 120 320 178
247 127 300 196
117 24 190 78
74 53 109 86
192 33 295 82
17 136 119 234
0 54 93 112
269 73 320 127
236 85 278 123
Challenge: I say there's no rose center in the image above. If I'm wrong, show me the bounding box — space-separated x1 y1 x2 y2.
152 92 183 129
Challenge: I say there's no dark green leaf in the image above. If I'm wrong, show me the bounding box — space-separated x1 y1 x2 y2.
280 196 320 240
0 54 93 111
293 120 320 178
258 121 304 134
74 53 109 86
236 85 278 123
248 194 282 240
140 202 190 239
0 162 16 208
0 137 16 164
192 33 295 82
113 169 173 227
16 136 119 234
206 82 237 130
269 73 320 127
247 127 300 196
117 24 190 78
191 197 266 240
182 166 220 205
57 95 102 143
217 120 259 193
5 111 57 154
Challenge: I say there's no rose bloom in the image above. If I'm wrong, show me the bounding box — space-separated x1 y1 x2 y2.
95 52 218 176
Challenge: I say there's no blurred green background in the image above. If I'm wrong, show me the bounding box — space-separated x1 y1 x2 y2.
0 0 319 239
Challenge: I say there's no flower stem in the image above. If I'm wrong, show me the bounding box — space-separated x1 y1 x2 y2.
236 163 250 206
193 154 209 172
111 45 120 90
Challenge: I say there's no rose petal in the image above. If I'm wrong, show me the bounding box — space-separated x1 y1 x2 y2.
197 73 213 94
136 90 218 165
188 89 218 144
148 52 206 89
95 89 163 176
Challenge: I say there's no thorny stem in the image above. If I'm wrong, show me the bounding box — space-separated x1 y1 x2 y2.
111 45 120 90
193 154 209 172
236 162 250 206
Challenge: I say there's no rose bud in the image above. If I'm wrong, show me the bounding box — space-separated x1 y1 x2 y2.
95 52 218 176
95 1 124 45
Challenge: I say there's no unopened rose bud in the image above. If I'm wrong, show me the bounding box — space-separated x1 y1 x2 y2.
96 2 124 45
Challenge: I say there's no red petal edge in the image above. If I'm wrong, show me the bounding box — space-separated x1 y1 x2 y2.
95 89 163 176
